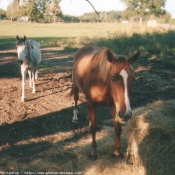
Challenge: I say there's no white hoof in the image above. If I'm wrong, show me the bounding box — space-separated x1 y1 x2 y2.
72 109 78 122
21 97 25 102
72 119 78 123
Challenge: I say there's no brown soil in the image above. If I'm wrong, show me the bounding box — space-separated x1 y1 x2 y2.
0 44 175 172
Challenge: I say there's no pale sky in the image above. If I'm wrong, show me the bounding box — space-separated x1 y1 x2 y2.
0 0 174 16
60 0 126 16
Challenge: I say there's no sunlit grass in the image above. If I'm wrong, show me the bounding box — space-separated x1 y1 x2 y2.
1 21 175 66
0 21 129 38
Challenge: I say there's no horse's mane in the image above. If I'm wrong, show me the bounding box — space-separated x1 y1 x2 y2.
25 40 33 62
90 47 112 82
89 47 130 82
26 40 33 49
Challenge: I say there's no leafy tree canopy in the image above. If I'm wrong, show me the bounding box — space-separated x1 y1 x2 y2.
120 0 166 17
6 0 62 21
0 9 6 19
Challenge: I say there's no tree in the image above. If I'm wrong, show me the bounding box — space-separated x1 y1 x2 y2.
6 0 20 20
26 0 41 21
5 0 62 22
35 0 51 18
120 0 166 22
0 9 6 19
45 0 61 23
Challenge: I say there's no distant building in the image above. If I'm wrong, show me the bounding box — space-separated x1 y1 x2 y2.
121 20 129 24
17 16 29 22
147 20 158 28
172 14 175 19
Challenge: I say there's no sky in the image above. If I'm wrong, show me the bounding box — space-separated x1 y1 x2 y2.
0 0 174 16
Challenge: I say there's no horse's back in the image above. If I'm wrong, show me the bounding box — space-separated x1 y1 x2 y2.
29 40 41 65
74 45 100 64
32 40 40 50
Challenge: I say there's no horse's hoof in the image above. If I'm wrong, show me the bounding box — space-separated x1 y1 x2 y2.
72 119 78 123
113 150 120 156
112 152 124 159
32 91 36 94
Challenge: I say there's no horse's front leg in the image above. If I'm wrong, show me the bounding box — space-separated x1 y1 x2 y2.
21 65 26 102
31 68 36 94
88 101 97 157
110 104 122 156
114 121 121 156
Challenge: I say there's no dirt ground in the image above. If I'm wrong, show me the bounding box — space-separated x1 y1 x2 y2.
0 44 175 172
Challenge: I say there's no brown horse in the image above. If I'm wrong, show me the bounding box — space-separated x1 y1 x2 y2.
71 45 139 157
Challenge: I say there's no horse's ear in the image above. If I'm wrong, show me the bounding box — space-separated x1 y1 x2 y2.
24 35 26 41
106 49 115 63
16 35 19 40
128 50 139 64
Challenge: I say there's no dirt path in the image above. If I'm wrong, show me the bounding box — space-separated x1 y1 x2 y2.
0 44 175 172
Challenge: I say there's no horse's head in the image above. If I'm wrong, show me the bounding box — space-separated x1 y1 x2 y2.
16 35 27 64
107 49 139 123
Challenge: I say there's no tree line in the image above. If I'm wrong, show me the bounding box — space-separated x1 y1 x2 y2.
0 0 171 23
2 0 61 22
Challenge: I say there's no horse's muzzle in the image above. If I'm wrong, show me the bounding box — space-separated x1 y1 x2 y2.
118 110 132 123
18 60 23 64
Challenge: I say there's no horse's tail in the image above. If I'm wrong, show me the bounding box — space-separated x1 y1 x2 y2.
69 88 73 97
69 83 79 98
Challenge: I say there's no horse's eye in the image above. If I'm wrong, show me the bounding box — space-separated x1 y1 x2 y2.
111 77 116 82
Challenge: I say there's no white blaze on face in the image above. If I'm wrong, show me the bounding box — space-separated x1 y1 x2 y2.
119 69 131 114
17 45 26 60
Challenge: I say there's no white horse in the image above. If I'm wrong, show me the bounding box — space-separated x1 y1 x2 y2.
16 35 41 102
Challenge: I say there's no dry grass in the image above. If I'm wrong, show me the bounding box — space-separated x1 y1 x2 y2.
0 22 146 38
0 125 132 174
2 100 175 174
124 100 175 175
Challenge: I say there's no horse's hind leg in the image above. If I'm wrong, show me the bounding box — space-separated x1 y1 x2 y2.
35 69 38 80
72 84 79 122
28 70 32 88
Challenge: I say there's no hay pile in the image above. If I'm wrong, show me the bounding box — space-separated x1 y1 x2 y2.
124 100 175 175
